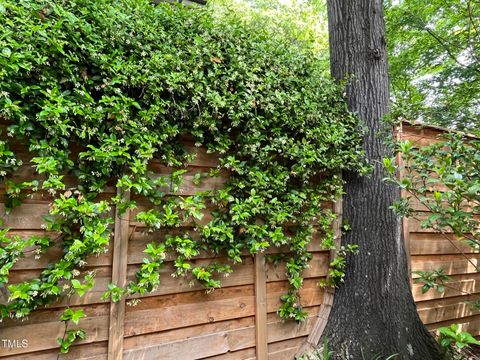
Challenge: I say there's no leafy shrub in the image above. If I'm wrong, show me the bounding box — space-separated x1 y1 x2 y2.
438 324 480 359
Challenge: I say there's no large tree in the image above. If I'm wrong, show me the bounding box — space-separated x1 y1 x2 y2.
321 1 442 358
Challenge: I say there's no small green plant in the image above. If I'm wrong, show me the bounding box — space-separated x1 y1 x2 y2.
413 269 450 294
57 329 86 354
438 324 480 352
299 341 398 360
321 340 333 360
56 308 87 353
437 324 480 360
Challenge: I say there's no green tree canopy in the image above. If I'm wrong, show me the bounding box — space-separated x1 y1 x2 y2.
386 0 480 130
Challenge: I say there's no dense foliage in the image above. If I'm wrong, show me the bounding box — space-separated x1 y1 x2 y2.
0 0 365 352
386 0 480 130
214 0 329 68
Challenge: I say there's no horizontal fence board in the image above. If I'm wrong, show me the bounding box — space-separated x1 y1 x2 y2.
425 314 480 336
407 197 480 215
268 337 306 353
124 286 255 337
0 203 50 229
12 243 112 271
122 307 319 360
410 234 478 256
126 262 254 299
123 331 231 360
269 346 300 360
409 214 480 233
415 293 480 311
266 278 324 313
412 273 480 302
123 316 254 353
418 300 480 324
266 307 319 343
0 314 109 357
411 254 480 276
0 342 108 360
202 347 256 360
0 204 116 230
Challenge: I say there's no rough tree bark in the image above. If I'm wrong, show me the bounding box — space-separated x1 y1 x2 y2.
321 1 442 359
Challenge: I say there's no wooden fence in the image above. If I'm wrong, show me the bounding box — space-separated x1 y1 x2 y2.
0 122 478 359
400 123 480 339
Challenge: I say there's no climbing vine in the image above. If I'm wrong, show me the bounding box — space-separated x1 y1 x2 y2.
0 0 366 352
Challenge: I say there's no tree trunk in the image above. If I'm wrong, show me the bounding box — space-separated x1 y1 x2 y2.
321 1 442 359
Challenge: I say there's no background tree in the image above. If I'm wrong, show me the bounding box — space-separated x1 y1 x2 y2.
212 0 329 68
320 0 441 358
386 0 480 130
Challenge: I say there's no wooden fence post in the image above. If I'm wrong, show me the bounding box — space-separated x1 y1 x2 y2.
254 253 268 360
108 189 131 360
396 123 413 286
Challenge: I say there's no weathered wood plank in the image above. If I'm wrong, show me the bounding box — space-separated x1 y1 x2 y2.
410 233 479 255
0 314 109 357
6 266 111 308
0 342 108 360
266 278 324 313
123 332 231 360
108 190 131 360
122 307 319 360
412 273 480 301
426 314 480 336
418 300 480 325
124 286 255 337
254 253 268 360
202 347 256 360
409 215 480 233
0 203 50 229
268 337 306 360
415 293 480 311
411 254 480 276
123 316 255 353
126 259 254 299
0 203 116 230
12 241 111 270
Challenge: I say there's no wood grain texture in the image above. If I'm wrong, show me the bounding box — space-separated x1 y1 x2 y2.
108 189 131 360
254 253 268 360
121 308 319 360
